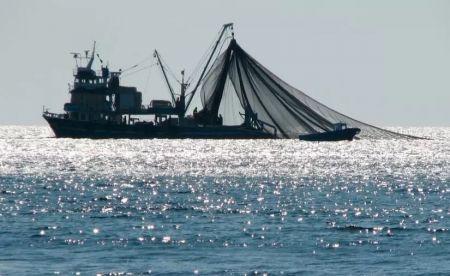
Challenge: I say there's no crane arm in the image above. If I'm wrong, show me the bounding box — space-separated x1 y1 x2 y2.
154 50 177 105
185 23 233 112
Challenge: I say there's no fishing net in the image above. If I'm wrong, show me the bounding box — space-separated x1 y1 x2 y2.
200 39 419 139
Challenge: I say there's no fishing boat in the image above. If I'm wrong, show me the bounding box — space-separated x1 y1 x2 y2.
298 123 360 141
43 24 275 139
43 23 416 140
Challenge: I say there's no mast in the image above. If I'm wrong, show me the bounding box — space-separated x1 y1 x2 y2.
185 23 234 112
179 70 187 118
86 41 96 70
154 50 177 105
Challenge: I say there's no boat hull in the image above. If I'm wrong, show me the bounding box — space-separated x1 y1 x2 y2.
298 128 361 141
43 115 274 139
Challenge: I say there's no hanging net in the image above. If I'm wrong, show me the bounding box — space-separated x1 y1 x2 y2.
198 39 420 139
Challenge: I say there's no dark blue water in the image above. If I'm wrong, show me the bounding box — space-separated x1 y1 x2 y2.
0 127 449 275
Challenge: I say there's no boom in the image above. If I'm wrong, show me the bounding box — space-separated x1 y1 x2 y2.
185 23 234 112
154 50 177 105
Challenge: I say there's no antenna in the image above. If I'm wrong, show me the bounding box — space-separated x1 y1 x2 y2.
70 52 80 67
97 53 103 64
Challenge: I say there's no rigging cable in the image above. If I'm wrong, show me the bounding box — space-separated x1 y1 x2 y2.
143 62 154 94
120 63 158 78
187 26 233 85
187 30 223 84
184 34 232 99
159 56 181 85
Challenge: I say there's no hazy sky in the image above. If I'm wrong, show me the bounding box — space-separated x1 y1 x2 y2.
1 0 449 126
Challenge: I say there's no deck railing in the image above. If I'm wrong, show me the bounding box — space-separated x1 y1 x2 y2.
43 111 66 119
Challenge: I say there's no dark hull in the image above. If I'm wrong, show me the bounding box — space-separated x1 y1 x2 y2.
43 115 274 139
299 128 360 141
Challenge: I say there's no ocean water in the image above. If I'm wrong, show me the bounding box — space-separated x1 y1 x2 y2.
0 126 448 275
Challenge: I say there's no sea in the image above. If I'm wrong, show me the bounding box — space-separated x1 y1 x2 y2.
0 126 448 275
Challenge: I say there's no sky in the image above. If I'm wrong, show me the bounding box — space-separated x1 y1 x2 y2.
0 0 449 126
